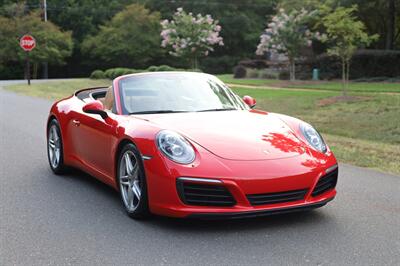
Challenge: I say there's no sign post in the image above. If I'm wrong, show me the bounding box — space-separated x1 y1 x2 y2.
19 34 36 85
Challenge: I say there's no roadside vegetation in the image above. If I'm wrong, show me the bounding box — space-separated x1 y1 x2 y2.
4 78 399 175
4 79 110 100
218 74 400 93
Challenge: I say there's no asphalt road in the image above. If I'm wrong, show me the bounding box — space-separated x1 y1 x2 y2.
1 84 399 266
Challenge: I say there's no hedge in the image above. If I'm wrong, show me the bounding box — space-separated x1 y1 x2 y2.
90 65 203 79
301 49 400 80
234 49 400 80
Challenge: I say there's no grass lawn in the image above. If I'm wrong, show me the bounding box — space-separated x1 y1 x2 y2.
217 74 280 87
3 79 111 100
4 78 400 175
218 74 400 93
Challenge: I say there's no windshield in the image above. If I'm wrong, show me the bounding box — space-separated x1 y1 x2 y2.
118 72 248 114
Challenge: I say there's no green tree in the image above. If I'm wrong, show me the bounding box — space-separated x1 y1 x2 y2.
278 0 400 50
0 8 73 78
140 0 277 72
320 5 378 95
82 4 162 68
45 0 135 42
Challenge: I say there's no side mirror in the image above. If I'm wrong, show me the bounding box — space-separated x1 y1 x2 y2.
83 100 108 119
243 95 256 109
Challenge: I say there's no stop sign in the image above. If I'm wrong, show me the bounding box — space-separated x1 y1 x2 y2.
20 34 36 52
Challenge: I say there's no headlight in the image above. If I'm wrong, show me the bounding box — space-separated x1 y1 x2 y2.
156 130 195 164
300 123 327 153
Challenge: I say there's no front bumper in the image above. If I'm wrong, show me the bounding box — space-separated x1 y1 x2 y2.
144 147 338 218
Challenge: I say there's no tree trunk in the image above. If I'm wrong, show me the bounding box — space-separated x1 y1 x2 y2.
346 59 350 94
341 57 346 96
386 0 396 50
289 57 295 81
191 55 198 70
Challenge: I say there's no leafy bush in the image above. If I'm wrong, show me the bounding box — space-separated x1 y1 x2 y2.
0 63 24 80
304 50 400 80
146 66 158 72
278 71 290 80
98 65 200 80
90 70 106 79
268 49 400 80
233 65 247 78
185 68 203 72
237 59 269 69
259 69 279 79
246 68 259 78
104 68 116 79
104 68 142 79
202 55 240 74
146 65 177 72
158 65 176 71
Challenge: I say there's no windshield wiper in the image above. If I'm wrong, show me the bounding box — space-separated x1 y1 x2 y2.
196 108 237 112
129 110 188 115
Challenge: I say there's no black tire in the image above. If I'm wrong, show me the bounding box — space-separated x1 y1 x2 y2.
47 119 67 175
117 143 149 219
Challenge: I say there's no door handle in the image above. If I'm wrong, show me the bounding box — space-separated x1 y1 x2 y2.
72 119 80 126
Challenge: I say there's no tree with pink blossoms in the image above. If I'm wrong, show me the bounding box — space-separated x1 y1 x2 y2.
256 8 321 81
160 7 224 69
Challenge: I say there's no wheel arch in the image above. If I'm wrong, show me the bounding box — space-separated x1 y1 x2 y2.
114 138 142 180
47 114 57 129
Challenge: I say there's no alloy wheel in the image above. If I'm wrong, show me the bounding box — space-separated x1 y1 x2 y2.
48 124 61 169
119 150 142 212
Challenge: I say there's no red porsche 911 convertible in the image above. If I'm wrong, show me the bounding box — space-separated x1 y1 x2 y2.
47 72 338 219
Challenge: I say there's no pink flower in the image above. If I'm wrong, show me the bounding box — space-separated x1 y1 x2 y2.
160 19 169 27
206 15 213 24
161 39 169 47
160 29 171 37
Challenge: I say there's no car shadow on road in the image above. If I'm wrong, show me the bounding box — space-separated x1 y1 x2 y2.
146 210 332 233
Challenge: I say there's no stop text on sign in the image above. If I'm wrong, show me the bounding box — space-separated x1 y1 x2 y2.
20 35 36 52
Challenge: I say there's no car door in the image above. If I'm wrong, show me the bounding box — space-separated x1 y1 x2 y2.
69 108 116 181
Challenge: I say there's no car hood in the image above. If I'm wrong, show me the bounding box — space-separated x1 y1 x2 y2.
138 110 307 161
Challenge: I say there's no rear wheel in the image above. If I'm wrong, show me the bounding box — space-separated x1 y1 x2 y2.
47 119 67 174
117 143 149 219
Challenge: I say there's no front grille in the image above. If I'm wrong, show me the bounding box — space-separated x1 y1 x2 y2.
312 168 338 197
247 188 308 206
177 181 236 207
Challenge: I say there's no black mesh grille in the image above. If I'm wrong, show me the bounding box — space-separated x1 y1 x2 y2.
177 180 236 207
312 168 338 197
247 189 308 206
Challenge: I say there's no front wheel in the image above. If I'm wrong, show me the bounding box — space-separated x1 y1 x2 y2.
117 143 149 219
47 119 67 174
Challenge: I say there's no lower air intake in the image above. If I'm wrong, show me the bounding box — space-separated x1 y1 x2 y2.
177 180 236 207
312 168 338 197
247 189 308 206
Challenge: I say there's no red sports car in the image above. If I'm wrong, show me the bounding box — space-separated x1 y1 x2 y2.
47 72 337 219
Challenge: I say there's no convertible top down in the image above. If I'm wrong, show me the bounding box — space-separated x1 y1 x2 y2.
47 72 337 219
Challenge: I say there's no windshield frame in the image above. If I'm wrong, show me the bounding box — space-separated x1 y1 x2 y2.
114 72 249 115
